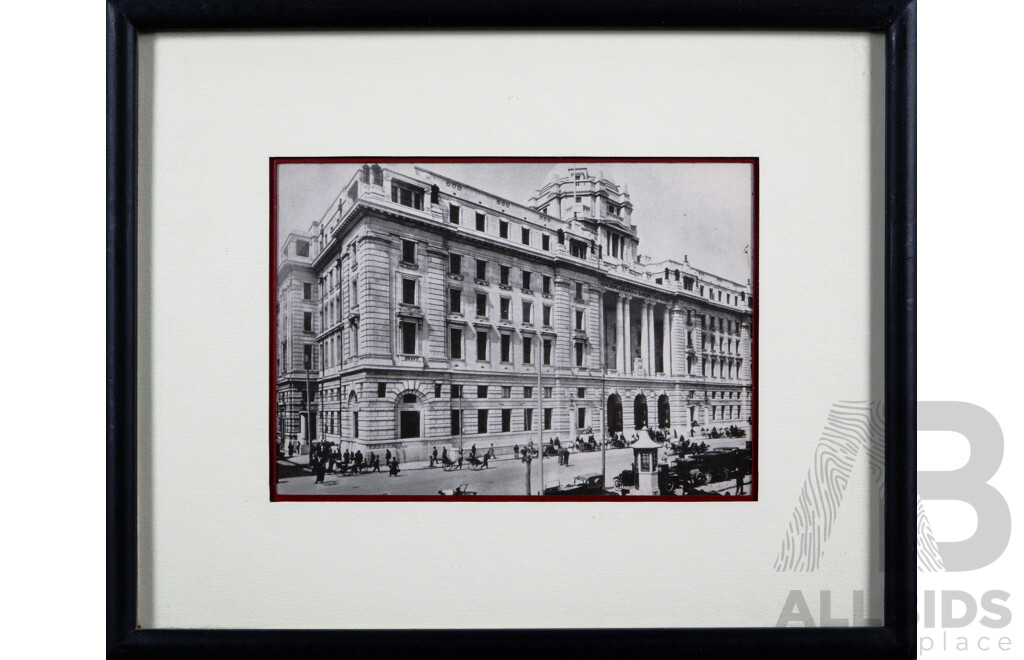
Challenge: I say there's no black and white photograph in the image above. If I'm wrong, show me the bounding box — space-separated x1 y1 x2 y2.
273 159 756 499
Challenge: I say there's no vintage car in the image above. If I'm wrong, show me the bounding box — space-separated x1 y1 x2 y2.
670 448 752 489
543 473 607 496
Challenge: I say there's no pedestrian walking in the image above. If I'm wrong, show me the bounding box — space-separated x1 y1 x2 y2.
457 450 464 470
513 444 519 459
430 446 438 467
735 469 744 495
389 458 400 477
313 453 326 484
385 448 392 464
482 453 489 469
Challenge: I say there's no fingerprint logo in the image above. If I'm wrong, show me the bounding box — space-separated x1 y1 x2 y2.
917 496 945 572
774 401 885 572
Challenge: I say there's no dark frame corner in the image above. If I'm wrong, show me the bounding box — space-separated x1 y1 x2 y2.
108 1 916 657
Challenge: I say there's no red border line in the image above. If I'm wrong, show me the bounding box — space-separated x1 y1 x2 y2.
270 157 758 502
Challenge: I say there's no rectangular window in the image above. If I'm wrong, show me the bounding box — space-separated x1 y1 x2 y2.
569 239 587 258
502 386 512 399
521 227 530 245
401 239 416 264
500 334 511 362
302 282 312 299
353 411 359 438
449 328 463 359
500 265 510 285
523 336 533 363
543 408 553 430
451 384 462 399
476 259 487 281
542 276 551 295
577 387 586 398
477 385 488 398
303 343 313 369
524 386 533 398
393 184 424 210
295 240 310 257
401 321 416 355
435 383 442 398
476 293 488 317
477 410 488 434
402 278 416 305
476 332 488 360
449 289 462 314
524 408 533 431
543 339 552 365
575 309 584 330
575 282 584 299
522 271 531 290
449 253 461 275
542 234 550 251
450 410 461 435
544 386 552 398
500 298 510 320
475 212 485 231
499 220 509 238
377 383 387 398
450 204 460 224
303 312 312 332
522 301 532 324
542 305 552 326
501 409 512 432
577 407 587 429
575 341 584 367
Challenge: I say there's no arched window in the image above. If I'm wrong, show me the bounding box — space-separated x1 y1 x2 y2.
633 393 648 430
657 394 671 428
606 394 623 434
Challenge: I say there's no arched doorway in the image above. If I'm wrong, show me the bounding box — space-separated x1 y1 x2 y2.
633 393 648 430
396 390 423 439
657 394 671 428
606 394 623 434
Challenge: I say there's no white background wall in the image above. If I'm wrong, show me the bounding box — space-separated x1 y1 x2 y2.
1 0 1021 656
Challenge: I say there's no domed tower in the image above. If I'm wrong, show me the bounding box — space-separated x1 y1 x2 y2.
528 165 638 263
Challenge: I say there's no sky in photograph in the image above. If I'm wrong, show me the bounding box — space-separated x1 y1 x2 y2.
277 161 754 284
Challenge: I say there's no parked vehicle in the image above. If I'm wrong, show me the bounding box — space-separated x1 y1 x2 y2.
543 473 608 496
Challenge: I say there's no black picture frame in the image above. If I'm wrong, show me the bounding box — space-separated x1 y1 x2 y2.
107 1 916 657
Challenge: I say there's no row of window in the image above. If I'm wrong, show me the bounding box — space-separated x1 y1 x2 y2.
450 407 581 434
448 206 555 252
448 289 586 328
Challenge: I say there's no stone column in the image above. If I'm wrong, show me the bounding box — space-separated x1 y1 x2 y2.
646 302 656 375
639 300 649 376
622 297 632 374
663 305 672 377
615 294 625 372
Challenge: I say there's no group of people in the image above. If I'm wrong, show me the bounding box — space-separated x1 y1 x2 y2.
427 444 494 469
690 424 746 439
310 444 402 483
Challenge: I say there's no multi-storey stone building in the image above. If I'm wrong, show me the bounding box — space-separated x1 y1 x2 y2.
276 230 319 451
298 163 753 461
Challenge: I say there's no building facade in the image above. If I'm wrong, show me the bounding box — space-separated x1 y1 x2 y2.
276 230 320 452
295 163 753 461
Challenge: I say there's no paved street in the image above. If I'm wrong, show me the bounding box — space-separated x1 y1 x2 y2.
276 447 637 496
